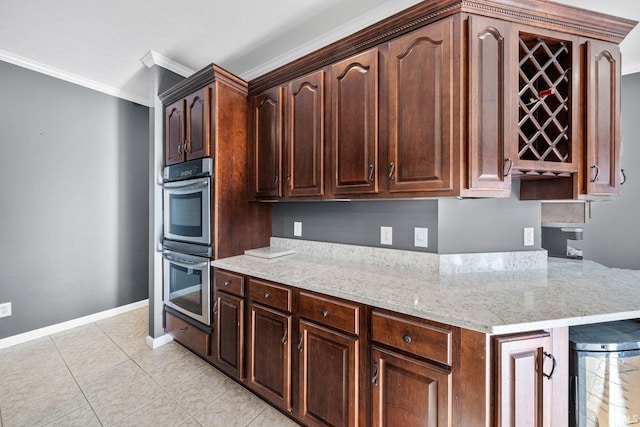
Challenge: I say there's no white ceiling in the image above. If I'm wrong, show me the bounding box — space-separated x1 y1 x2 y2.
1 0 639 107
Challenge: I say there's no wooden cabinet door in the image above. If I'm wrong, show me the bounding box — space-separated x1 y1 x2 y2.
185 87 210 161
298 320 359 427
371 347 451 427
387 19 453 194
585 41 621 196
251 87 284 198
165 99 185 165
331 48 379 195
212 291 244 379
495 331 553 427
467 16 513 195
248 303 292 412
286 70 325 198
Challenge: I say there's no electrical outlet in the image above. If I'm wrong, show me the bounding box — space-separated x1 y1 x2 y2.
0 302 11 318
414 227 428 248
380 226 393 245
293 221 302 237
524 227 535 246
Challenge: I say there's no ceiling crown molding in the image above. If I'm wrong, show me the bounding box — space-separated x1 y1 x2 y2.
0 49 150 106
140 50 195 78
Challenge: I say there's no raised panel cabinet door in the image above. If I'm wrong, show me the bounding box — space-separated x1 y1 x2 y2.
495 331 553 427
585 41 621 196
371 347 451 427
331 48 379 195
387 19 453 194
185 87 210 161
212 291 244 379
248 303 292 412
251 87 284 198
467 15 513 194
287 70 325 197
165 99 185 165
298 320 359 427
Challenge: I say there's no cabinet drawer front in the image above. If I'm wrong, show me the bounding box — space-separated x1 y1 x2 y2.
371 311 452 365
165 311 210 357
249 279 292 312
299 292 359 335
214 269 245 297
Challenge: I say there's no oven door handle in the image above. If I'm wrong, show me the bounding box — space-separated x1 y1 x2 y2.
162 253 209 268
163 180 209 192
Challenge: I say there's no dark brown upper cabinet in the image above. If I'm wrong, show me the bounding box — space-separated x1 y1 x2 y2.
285 70 325 198
386 18 454 195
164 87 210 166
331 48 380 196
249 86 284 199
466 16 514 197
246 0 635 201
584 41 621 196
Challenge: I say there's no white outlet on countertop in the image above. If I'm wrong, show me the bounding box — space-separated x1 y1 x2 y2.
414 227 428 248
380 226 393 245
294 221 302 237
524 227 535 246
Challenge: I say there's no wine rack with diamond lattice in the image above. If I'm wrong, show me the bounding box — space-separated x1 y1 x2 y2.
517 33 576 176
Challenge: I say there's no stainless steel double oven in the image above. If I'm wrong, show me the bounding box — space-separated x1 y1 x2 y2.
162 158 212 326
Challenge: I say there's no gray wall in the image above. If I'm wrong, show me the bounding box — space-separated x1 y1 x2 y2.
273 200 439 252
0 61 149 339
578 73 640 270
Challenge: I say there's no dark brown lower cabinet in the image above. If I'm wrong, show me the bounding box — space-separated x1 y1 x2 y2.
298 319 359 427
494 331 553 427
247 302 292 412
211 292 244 379
371 347 451 427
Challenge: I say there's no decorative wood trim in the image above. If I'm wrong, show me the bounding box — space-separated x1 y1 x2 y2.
248 0 636 95
140 50 195 78
160 64 248 105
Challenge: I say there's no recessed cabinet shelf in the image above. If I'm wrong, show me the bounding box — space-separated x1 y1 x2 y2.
516 33 575 176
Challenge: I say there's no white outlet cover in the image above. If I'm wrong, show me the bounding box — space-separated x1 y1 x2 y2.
380 226 393 245
414 227 428 248
293 221 302 237
524 227 535 246
0 302 11 318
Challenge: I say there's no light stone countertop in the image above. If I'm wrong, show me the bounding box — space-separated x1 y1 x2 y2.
212 240 640 335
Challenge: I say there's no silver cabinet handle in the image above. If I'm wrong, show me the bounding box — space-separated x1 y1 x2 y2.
388 162 395 180
281 327 288 345
372 363 379 386
177 143 182 155
591 165 600 183
505 158 513 177
543 352 557 380
320 310 328 317
368 164 375 182
621 169 627 185
223 280 231 287
183 140 189 153
403 334 412 344
274 175 279 186
213 300 218 315
263 292 270 299
297 334 303 352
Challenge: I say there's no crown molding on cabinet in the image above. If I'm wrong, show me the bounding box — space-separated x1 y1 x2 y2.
140 50 195 78
0 49 151 107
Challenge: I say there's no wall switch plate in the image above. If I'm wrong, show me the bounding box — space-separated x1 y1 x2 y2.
414 227 428 248
524 227 535 246
0 302 11 318
293 221 303 237
380 226 393 245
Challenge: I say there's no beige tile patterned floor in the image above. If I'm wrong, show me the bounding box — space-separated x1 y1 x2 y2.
0 307 299 427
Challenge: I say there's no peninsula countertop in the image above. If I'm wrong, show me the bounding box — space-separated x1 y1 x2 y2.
211 240 640 335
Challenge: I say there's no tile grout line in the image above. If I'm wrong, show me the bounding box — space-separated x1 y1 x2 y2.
49 328 105 427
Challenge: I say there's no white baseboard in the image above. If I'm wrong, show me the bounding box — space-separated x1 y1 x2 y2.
0 299 149 350
146 333 174 349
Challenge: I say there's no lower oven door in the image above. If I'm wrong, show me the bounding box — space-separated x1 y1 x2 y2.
163 250 211 326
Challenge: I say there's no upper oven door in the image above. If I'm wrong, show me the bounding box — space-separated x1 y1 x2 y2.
163 177 211 246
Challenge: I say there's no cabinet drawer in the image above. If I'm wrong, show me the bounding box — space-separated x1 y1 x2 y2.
371 310 452 365
214 269 244 297
299 292 359 335
165 311 210 357
249 279 292 312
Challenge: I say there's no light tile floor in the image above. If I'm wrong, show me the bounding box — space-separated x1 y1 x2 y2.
0 307 299 427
